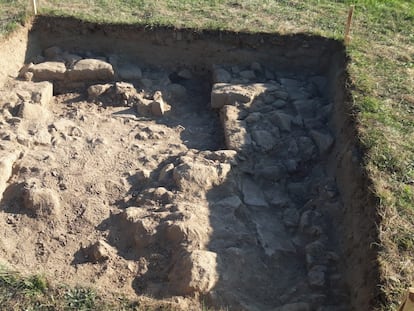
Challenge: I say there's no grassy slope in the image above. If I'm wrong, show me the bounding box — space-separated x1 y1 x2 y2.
1 0 414 310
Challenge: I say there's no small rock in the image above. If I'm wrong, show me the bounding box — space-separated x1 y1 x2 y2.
279 78 301 88
87 83 112 101
283 208 300 227
158 163 175 183
151 100 165 117
213 196 242 210
177 69 192 80
0 152 19 202
251 130 278 152
23 182 61 217
255 163 286 182
273 99 287 108
310 130 334 155
239 70 256 80
167 83 187 99
118 65 142 80
241 176 268 207
270 112 295 132
308 265 327 288
212 67 231 83
250 62 262 72
83 240 113 263
293 99 318 118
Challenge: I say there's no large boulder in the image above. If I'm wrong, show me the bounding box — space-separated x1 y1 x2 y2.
67 59 114 81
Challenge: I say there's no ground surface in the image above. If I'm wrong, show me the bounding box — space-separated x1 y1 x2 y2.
0 44 350 310
0 1 413 310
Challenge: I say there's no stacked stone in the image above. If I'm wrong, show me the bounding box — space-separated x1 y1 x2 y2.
211 63 348 310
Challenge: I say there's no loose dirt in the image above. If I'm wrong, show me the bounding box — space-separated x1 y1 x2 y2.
0 17 381 311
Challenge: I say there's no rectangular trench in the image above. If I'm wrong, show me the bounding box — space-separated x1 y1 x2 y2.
0 16 381 311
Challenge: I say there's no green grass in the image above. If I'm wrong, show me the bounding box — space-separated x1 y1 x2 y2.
1 0 414 310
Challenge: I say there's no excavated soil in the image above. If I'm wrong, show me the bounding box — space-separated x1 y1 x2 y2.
0 16 381 311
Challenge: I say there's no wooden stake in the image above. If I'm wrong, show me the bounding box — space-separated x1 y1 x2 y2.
344 5 354 45
32 0 37 15
398 288 414 311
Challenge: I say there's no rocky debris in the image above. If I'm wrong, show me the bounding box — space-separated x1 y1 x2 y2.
14 81 53 107
0 152 20 201
213 195 242 210
67 59 115 81
82 240 114 263
166 83 187 99
23 181 61 217
169 250 219 295
28 62 66 81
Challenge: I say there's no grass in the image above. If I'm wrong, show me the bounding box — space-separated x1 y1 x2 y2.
0 0 414 310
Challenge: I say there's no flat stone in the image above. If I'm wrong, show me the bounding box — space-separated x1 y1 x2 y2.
29 62 66 81
310 130 334 155
222 117 251 152
241 177 268 207
273 99 287 108
67 59 114 81
211 83 255 109
251 209 296 256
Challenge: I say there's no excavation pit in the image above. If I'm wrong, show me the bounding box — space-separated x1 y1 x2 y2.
0 16 380 311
